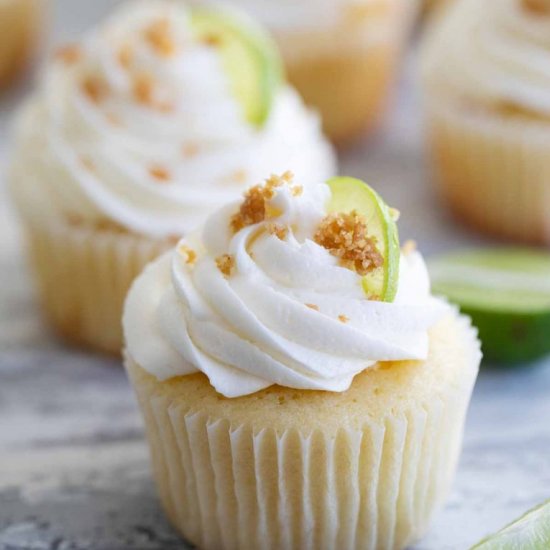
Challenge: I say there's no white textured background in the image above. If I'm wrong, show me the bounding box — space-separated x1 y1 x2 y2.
1 1 550 549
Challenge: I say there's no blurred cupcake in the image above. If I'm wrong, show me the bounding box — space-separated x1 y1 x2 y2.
0 0 45 87
192 0 419 143
9 0 336 354
124 173 481 549
421 0 550 243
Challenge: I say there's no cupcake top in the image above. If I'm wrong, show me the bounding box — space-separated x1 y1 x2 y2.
421 0 550 117
124 173 449 398
10 0 335 238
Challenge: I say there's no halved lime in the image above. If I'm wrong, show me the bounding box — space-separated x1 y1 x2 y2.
326 177 400 302
471 499 550 549
429 248 550 363
190 8 284 127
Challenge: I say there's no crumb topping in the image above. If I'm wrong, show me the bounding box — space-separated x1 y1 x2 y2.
81 76 108 103
80 155 95 172
202 34 223 47
179 244 197 265
149 165 170 182
106 112 122 126
268 224 289 240
338 314 350 324
522 0 550 14
132 72 155 105
118 43 134 68
182 143 199 158
216 254 235 277
231 169 248 184
55 44 81 64
314 211 383 276
305 303 319 311
144 18 176 57
291 185 303 197
402 240 417 255
230 172 293 233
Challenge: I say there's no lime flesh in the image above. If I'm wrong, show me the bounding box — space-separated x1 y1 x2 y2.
429 248 550 363
190 8 283 127
326 177 400 302
471 499 550 550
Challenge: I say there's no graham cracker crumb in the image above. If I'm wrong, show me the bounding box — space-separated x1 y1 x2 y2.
268 224 288 240
133 72 155 105
402 240 417 255
522 0 550 14
230 172 291 233
291 185 303 197
231 169 248 184
144 18 176 57
106 112 122 126
338 314 350 323
178 244 197 265
80 155 95 172
182 143 199 158
203 34 222 47
66 212 84 226
216 254 234 277
306 303 319 311
314 211 383 276
118 43 134 68
81 76 108 103
149 165 170 182
55 44 81 64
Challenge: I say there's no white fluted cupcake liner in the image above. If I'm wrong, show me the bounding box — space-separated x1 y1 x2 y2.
425 99 550 244
126 313 480 550
21 214 170 353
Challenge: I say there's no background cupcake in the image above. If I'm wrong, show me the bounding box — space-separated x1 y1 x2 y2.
8 0 336 354
420 0 550 244
192 0 419 143
0 0 45 88
124 174 481 549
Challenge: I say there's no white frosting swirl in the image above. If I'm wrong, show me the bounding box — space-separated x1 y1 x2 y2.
421 0 550 115
10 0 335 237
124 180 448 397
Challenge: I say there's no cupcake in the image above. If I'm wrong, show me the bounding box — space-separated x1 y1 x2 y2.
9 0 335 354
420 0 550 244
0 0 44 87
191 0 419 143
124 173 481 549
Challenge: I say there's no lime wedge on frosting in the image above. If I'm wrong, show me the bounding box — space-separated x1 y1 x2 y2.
326 177 400 302
190 8 283 127
430 248 550 363
471 499 550 550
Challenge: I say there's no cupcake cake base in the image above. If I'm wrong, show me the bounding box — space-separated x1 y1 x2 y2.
22 215 171 354
126 312 480 550
426 101 550 244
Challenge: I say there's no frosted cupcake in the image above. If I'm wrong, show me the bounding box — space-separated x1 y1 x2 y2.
9 0 335 353
0 0 44 87
192 0 419 143
420 0 550 243
124 173 481 549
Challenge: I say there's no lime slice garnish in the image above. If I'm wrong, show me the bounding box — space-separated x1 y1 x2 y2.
429 248 550 363
326 177 400 302
190 8 284 127
471 499 550 549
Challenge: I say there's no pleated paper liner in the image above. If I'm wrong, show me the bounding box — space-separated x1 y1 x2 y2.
426 99 550 244
126 312 480 550
21 213 171 354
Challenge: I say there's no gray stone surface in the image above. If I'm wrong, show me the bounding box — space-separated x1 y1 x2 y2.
1 2 550 549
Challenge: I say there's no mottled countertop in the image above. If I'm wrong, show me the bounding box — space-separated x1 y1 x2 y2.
1 2 550 549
